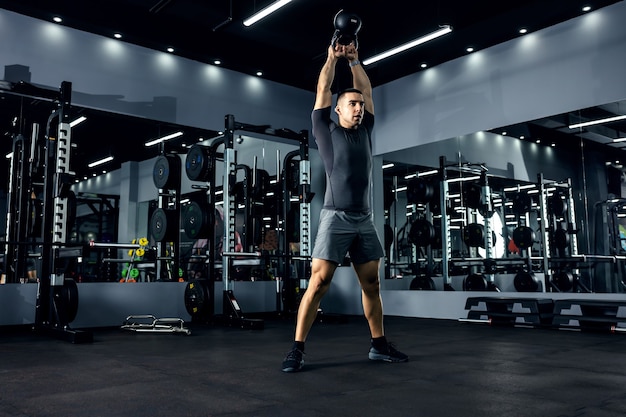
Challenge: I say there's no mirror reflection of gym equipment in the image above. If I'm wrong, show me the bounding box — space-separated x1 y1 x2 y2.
384 154 626 298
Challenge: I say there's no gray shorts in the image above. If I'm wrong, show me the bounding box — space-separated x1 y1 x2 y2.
311 208 385 265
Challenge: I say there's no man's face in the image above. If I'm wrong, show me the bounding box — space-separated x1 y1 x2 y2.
335 92 364 129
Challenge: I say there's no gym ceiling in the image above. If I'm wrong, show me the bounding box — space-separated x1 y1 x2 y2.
1 0 625 180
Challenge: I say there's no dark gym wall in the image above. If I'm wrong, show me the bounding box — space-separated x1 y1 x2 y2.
374 2 626 157
0 9 314 136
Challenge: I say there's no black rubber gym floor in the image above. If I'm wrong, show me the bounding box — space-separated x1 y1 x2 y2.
2 315 626 417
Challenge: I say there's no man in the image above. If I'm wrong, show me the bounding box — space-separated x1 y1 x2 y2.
281 40 408 372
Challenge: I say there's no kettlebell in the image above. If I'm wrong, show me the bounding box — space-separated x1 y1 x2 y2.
331 10 362 49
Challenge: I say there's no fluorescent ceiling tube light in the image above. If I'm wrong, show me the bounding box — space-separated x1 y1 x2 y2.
362 25 452 66
569 114 626 129
145 131 183 147
243 0 293 27
88 156 114 168
613 137 626 143
70 116 87 127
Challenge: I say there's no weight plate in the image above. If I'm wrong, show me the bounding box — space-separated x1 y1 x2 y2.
409 275 436 290
511 192 532 214
463 273 487 291
548 192 567 216
150 208 177 242
463 223 485 248
182 200 211 239
185 145 213 182
60 278 79 324
153 154 181 189
184 279 211 317
514 271 539 292
252 169 271 200
552 271 573 292
463 183 482 209
408 219 435 247
552 228 570 249
512 226 535 249
406 178 434 205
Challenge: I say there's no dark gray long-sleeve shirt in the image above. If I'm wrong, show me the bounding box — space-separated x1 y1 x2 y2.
312 107 375 213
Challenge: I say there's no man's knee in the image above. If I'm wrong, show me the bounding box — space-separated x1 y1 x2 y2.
361 277 380 295
307 259 336 296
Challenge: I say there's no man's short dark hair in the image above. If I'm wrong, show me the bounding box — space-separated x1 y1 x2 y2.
336 88 363 102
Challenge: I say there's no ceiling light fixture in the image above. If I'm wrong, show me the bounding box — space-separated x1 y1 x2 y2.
519 28 528 34
53 16 62 23
243 0 293 27
145 131 183 147
69 116 87 127
569 114 626 129
114 33 122 39
382 163 395 169
612 137 626 143
167 47 174 53
362 25 453 66
87 156 114 168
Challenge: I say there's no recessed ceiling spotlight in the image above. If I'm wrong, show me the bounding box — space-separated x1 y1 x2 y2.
167 47 174 53
420 63 427 68
582 5 592 12
519 28 528 34
466 47 474 53
501 131 507 136
256 71 263 76
214 60 221 65
114 33 122 39
53 16 62 23
520 135 525 140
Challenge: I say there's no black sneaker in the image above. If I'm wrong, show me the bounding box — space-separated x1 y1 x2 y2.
368 343 408 362
282 348 305 372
